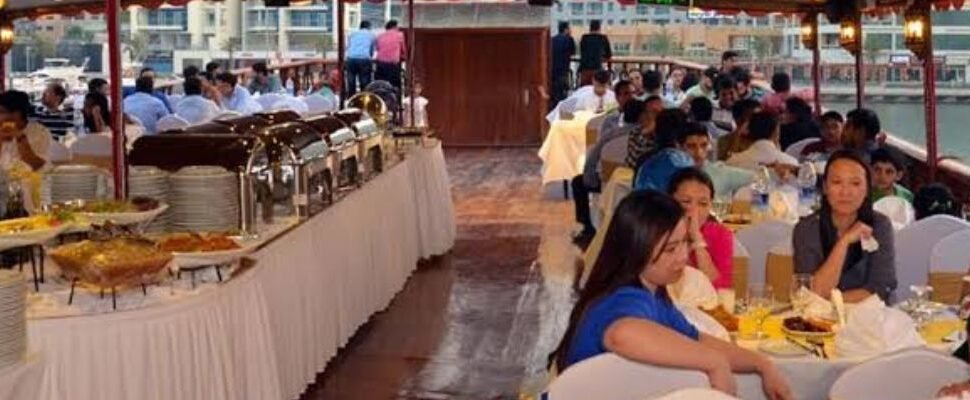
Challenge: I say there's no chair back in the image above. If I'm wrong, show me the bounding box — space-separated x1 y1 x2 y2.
764 241 795 302
829 348 970 400
655 388 740 400
874 196 916 230
599 135 627 184
215 110 242 120
544 353 710 400
48 140 72 165
785 137 820 159
155 115 190 132
735 220 794 287
732 240 750 298
585 113 607 148
69 134 113 157
255 93 284 110
896 214 970 302
303 95 336 115
271 97 310 115
929 230 970 304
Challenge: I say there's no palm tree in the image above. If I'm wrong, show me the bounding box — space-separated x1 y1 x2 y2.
309 35 333 57
643 27 681 57
750 36 774 67
220 37 242 68
123 32 149 64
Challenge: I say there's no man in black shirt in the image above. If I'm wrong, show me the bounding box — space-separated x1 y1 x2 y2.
578 20 611 86
550 21 576 111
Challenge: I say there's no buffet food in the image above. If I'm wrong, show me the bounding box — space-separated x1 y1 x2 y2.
157 233 241 253
49 224 172 288
782 316 836 338
702 305 739 332
68 197 160 213
0 215 63 235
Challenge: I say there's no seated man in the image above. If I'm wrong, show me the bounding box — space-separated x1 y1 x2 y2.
625 95 664 169
711 75 738 131
122 76 170 134
122 67 173 112
247 62 283 95
30 82 74 138
679 122 755 199
726 111 798 171
570 84 638 244
871 147 914 203
716 99 761 161
688 96 728 159
842 108 883 160
633 109 693 191
214 72 262 115
574 70 617 114
174 77 221 125
801 110 844 159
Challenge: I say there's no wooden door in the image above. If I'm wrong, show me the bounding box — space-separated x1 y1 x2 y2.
413 28 547 146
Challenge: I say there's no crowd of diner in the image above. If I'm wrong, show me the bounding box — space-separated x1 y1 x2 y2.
546 48 970 399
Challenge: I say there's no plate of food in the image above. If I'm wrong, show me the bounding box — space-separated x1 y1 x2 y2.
63 197 168 227
0 215 69 250
49 235 173 288
701 305 739 332
782 316 836 339
157 232 253 270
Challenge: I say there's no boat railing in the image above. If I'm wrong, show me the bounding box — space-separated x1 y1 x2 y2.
154 58 339 95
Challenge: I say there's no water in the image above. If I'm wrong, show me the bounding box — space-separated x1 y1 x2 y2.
827 101 970 162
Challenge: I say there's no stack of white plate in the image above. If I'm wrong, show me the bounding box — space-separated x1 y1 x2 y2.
49 165 102 203
0 270 25 370
169 166 239 232
129 166 170 233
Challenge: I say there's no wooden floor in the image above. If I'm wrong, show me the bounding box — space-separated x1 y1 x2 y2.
300 148 581 399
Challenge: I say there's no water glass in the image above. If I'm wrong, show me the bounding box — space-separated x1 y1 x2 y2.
712 196 731 221
790 274 813 316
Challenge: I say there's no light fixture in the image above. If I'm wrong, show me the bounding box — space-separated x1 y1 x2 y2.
839 14 861 55
904 4 931 59
800 14 818 50
0 23 14 53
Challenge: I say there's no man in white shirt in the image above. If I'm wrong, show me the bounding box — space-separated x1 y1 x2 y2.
573 70 616 113
175 77 221 125
727 111 798 172
214 72 263 115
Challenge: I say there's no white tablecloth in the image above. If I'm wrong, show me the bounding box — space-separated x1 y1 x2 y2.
0 353 45 400
537 111 596 185
27 143 456 400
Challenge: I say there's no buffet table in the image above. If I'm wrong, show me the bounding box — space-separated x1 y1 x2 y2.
27 143 456 400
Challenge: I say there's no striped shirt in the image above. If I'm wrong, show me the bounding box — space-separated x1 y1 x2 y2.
30 104 74 139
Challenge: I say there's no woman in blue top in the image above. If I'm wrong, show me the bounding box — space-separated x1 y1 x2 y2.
550 191 792 399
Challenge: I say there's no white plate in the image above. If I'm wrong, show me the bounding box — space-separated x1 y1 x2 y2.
80 204 169 226
759 339 812 358
0 225 67 251
172 245 255 270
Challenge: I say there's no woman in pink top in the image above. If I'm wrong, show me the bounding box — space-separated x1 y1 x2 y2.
668 167 734 289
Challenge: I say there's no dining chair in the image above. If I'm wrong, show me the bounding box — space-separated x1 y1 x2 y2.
896 215 970 303
654 388 740 400
829 348 969 400
585 113 607 149
929 230 970 304
785 137 820 159
764 241 795 302
544 353 710 400
254 93 284 110
48 140 71 165
155 114 190 133
874 196 916 230
735 220 793 287
732 240 750 299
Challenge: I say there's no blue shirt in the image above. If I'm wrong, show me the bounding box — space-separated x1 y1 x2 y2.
633 148 695 192
123 92 170 134
122 87 173 113
223 85 262 114
347 29 377 60
565 286 699 369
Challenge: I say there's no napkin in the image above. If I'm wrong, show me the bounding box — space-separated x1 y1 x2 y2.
797 287 836 320
835 295 926 359
768 187 800 224
861 236 880 253
668 266 719 310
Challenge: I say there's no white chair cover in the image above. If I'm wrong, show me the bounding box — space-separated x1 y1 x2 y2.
895 215 970 303
155 115 190 132
270 97 309 115
829 348 969 400
545 353 710 400
930 230 970 275
302 95 336 115
558 97 580 120
255 93 284 110
655 388 740 400
733 240 749 258
167 94 183 106
874 196 916 231
735 220 793 286
48 141 71 164
785 137 821 159
214 110 242 120
68 133 113 157
125 124 144 150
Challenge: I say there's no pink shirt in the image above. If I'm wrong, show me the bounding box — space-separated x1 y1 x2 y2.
376 29 407 63
689 220 734 289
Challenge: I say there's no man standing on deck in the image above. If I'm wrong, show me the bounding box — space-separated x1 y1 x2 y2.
550 21 576 111
346 21 376 97
578 20 611 87
720 51 739 74
375 19 407 94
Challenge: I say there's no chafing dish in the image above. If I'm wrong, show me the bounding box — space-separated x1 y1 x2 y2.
335 107 385 179
303 114 361 189
256 110 302 125
249 122 333 220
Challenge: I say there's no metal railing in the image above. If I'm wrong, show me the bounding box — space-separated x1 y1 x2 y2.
155 58 339 94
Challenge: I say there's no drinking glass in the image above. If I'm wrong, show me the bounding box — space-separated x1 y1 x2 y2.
909 285 935 328
790 274 813 316
741 283 773 340
712 196 731 222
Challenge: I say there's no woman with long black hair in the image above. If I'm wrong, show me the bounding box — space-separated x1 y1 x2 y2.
550 191 792 399
793 150 897 303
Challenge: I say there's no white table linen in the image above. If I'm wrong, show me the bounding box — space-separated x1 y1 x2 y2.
0 353 44 400
537 111 596 185
27 144 456 400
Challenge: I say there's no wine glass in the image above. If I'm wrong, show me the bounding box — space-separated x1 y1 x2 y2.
909 285 935 328
790 274 813 316
744 283 773 340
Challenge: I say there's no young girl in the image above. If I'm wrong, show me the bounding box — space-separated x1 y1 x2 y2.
550 191 792 399
668 168 734 289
